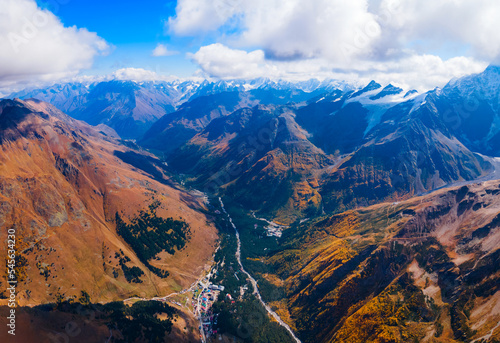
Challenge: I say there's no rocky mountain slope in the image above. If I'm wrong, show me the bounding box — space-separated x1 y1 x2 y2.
248 181 500 343
140 91 245 155
8 78 353 140
0 98 217 306
167 105 332 222
160 78 491 222
318 90 491 213
435 65 500 155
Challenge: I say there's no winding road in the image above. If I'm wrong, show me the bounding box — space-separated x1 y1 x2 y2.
219 198 302 343
122 265 213 342
121 198 302 342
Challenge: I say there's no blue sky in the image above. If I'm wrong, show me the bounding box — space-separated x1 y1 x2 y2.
45 0 173 43
37 0 198 77
1 0 499 93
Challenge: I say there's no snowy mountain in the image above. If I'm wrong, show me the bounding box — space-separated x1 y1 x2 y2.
7 80 192 138
5 78 355 139
433 64 500 155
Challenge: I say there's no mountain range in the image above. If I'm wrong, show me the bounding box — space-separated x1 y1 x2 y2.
7 78 353 140
7 68 500 223
1 65 500 342
141 67 500 222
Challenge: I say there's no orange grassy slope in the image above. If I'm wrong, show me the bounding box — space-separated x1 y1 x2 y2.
0 99 217 306
262 182 500 343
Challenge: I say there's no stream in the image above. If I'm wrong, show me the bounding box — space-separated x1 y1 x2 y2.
219 198 302 343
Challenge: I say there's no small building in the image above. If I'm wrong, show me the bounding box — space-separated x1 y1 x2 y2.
209 284 225 291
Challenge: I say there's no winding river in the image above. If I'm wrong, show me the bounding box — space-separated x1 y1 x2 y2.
219 198 302 343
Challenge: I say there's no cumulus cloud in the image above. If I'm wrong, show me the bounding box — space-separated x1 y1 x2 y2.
240 0 383 62
171 0 500 62
191 44 487 91
151 43 178 57
380 0 500 60
189 44 269 79
171 0 382 61
0 0 108 89
168 0 240 35
171 0 498 88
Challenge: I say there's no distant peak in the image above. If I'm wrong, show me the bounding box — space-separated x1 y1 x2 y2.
369 84 403 100
484 64 500 74
404 89 418 98
381 84 400 91
350 80 382 98
366 80 382 88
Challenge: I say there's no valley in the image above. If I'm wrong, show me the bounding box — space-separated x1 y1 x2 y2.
5 2 500 343
2 65 500 343
213 181 500 343
420 156 500 195
219 198 301 343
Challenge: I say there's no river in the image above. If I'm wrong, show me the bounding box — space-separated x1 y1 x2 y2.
219 198 302 343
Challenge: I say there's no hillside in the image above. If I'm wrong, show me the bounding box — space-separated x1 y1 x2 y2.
163 82 491 223
140 91 244 155
0 98 217 306
167 105 332 223
239 181 500 343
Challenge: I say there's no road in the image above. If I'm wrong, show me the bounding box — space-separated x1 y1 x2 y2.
193 269 215 343
121 197 303 343
219 198 302 343
122 263 214 342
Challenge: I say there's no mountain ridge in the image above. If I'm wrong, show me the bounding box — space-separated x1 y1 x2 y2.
0 98 217 306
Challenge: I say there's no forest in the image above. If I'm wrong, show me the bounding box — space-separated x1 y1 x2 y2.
115 201 191 278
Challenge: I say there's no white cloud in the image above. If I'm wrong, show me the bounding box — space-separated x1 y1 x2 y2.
191 44 487 91
171 0 500 62
0 0 108 89
171 0 498 88
238 0 382 62
171 0 382 61
151 43 178 57
189 44 269 79
110 67 178 82
353 55 488 91
379 0 500 60
168 0 240 36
